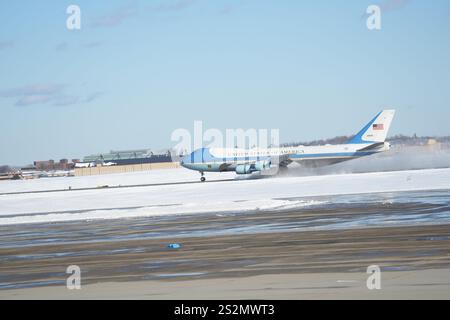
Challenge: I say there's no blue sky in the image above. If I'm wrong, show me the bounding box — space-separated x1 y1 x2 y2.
1 0 449 165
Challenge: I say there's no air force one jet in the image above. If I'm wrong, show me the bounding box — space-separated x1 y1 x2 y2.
181 110 396 181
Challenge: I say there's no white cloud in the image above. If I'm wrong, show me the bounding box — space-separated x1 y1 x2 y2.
154 0 196 12
92 4 137 28
0 40 14 50
0 84 103 107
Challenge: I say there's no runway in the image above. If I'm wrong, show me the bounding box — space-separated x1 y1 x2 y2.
5 268 450 300
1 167 450 298
1 222 450 298
0 168 237 195
1 167 450 225
0 177 236 196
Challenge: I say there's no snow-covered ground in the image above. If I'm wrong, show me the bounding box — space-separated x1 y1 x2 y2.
0 169 235 194
1 167 450 225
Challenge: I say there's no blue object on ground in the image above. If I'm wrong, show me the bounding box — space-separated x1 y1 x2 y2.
168 243 181 249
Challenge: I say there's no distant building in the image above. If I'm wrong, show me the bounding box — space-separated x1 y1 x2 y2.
82 149 172 166
33 159 77 171
34 160 55 171
0 165 11 174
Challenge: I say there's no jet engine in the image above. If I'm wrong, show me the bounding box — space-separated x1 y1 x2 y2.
235 164 255 174
235 160 271 175
254 160 271 171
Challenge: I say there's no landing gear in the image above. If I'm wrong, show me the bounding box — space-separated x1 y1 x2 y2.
200 172 206 182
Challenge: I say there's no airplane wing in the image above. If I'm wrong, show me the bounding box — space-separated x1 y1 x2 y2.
218 154 292 172
277 154 293 167
219 163 233 172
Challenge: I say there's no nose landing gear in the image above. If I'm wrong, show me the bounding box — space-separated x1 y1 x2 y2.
200 172 206 182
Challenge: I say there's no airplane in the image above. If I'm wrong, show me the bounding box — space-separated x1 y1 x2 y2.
181 109 395 181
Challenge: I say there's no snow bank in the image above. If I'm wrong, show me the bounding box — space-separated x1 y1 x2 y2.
1 168 450 225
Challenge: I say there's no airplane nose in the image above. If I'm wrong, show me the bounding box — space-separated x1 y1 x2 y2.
180 154 191 167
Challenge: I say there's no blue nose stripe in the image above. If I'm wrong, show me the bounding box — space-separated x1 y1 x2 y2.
182 148 218 165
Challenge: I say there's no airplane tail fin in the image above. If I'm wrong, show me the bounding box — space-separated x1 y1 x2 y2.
347 109 396 144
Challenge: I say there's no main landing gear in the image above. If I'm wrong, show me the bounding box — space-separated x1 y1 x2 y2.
200 172 206 182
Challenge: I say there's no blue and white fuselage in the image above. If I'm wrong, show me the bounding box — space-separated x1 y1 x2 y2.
181 110 395 181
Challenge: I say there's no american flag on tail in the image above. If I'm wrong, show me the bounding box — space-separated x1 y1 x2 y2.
373 123 384 130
